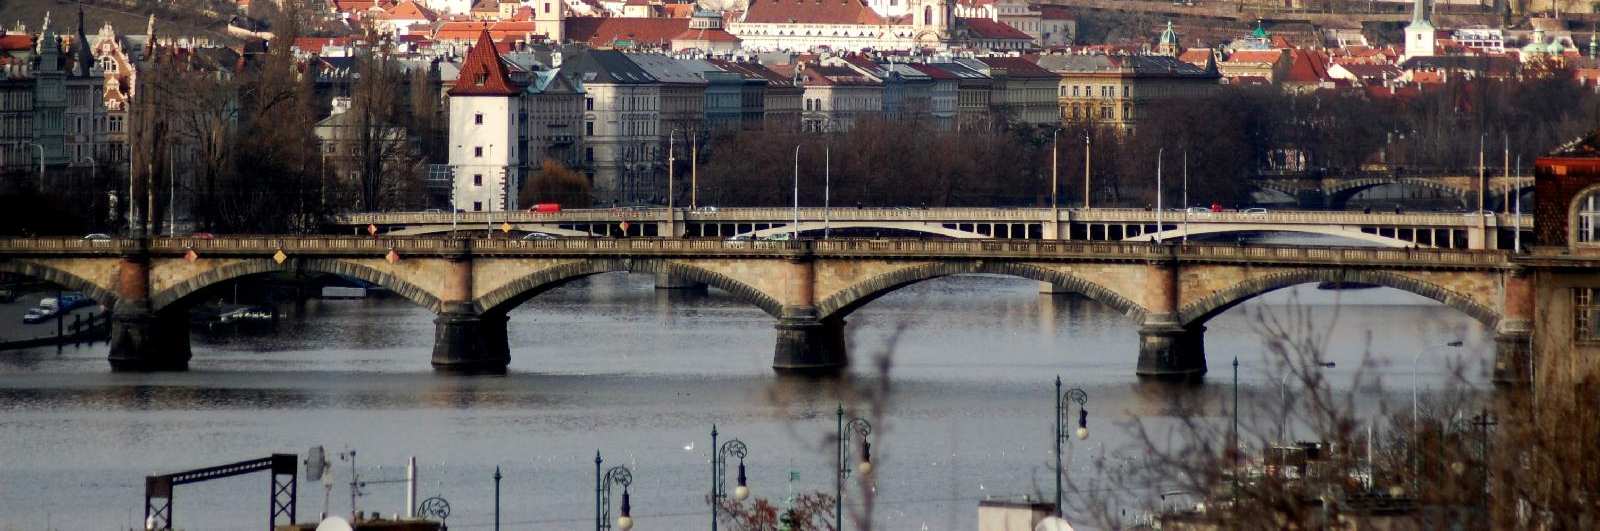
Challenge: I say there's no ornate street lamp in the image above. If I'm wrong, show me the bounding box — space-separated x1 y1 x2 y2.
595 451 635 531
835 405 872 531
1054 376 1089 517
710 424 751 531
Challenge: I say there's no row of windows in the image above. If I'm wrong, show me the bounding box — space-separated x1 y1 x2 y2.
1061 85 1130 99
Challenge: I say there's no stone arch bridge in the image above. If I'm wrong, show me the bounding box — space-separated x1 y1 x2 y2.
0 237 1532 384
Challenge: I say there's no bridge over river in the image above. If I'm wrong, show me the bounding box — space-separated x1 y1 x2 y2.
0 236 1533 384
339 207 1535 250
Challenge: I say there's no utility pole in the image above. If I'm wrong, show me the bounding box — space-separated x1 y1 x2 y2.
691 133 699 209
1083 135 1092 208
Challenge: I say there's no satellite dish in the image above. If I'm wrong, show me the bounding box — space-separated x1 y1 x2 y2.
306 446 326 482
1035 516 1074 531
315 517 353 531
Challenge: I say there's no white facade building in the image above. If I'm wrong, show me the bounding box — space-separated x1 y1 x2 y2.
448 31 524 212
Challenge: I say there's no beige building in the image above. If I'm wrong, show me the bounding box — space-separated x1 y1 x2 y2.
780 64 882 133
1037 53 1219 129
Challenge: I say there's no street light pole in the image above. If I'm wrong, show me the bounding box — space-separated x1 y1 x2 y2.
691 132 699 210
710 424 751 531
493 466 502 531
1051 129 1059 220
668 130 675 236
793 145 801 240
835 405 872 531
1155 148 1164 243
824 144 831 240
1182 149 1189 244
596 452 635 531
1054 376 1089 517
1083 135 1091 209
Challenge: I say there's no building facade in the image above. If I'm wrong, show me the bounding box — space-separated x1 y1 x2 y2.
447 31 524 212
562 48 660 204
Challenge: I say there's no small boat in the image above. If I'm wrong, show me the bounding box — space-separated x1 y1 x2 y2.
320 286 368 299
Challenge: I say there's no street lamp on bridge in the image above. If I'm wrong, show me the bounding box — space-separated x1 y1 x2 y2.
710 424 751 531
835 405 872 530
596 451 635 531
1054 376 1089 517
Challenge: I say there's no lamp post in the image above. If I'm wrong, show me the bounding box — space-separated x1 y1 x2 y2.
824 144 831 240
1278 361 1335 442
835 405 872 531
1051 128 1060 221
710 425 751 531
1412 340 1464 489
667 129 676 237
1155 148 1164 243
595 452 635 531
1083 135 1091 209
1054 376 1088 517
1181 149 1188 244
493 466 502 531
793 145 801 240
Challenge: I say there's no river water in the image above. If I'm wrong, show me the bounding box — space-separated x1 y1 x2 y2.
0 268 1492 530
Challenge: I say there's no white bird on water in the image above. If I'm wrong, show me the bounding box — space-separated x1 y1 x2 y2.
683 441 695 452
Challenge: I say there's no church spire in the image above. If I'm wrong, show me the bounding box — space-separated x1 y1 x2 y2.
74 4 95 77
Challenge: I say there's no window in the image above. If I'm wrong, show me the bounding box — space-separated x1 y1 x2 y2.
1578 190 1600 243
473 174 483 186
1123 86 1129 98
474 73 488 86
1577 288 1600 342
586 97 594 110
473 201 483 211
1071 86 1078 97
544 1 551 12
586 121 594 135
474 146 483 157
474 113 483 124
585 147 594 162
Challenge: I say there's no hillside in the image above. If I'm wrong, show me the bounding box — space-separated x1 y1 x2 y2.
0 0 239 43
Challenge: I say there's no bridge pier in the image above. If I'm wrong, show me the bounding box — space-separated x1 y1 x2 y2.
1136 323 1207 381
431 305 510 374
1493 270 1533 386
773 314 847 375
429 249 509 374
107 250 191 371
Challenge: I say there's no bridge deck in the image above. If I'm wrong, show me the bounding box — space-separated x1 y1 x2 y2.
0 237 1514 269
336 207 1534 229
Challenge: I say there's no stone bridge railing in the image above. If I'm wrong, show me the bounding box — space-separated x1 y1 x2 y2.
0 236 1515 268
336 207 1535 229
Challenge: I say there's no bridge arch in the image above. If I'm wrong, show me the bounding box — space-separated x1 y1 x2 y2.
741 222 983 240
1123 224 1417 247
149 258 444 313
0 260 119 308
1326 178 1467 210
814 261 1148 322
476 258 784 317
1178 268 1500 329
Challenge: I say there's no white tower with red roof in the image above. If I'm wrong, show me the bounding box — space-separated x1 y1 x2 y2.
448 30 524 212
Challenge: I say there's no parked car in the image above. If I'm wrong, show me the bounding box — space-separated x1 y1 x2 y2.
521 232 557 240
189 232 216 239
22 307 52 324
1243 208 1269 215
0 287 15 303
1183 207 1210 214
37 297 58 311
83 233 112 240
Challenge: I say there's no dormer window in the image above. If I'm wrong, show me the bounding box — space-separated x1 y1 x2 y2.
475 72 488 85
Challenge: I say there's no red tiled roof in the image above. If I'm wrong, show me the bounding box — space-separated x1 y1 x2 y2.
1177 49 1212 66
1282 49 1329 84
564 17 689 47
449 30 522 96
435 20 538 41
381 0 438 21
1226 50 1284 64
906 63 959 79
674 28 741 43
960 17 1031 40
976 56 1058 78
663 4 695 17
332 0 384 12
741 0 884 25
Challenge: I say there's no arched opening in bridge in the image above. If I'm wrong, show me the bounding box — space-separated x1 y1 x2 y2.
488 271 784 374
1332 182 1466 211
1182 273 1496 381
143 260 446 370
0 267 114 352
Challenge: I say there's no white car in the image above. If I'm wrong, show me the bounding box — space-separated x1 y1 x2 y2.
1242 208 1268 215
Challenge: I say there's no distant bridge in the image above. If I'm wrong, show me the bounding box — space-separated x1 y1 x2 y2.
1252 173 1533 210
0 236 1533 384
338 207 1534 250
